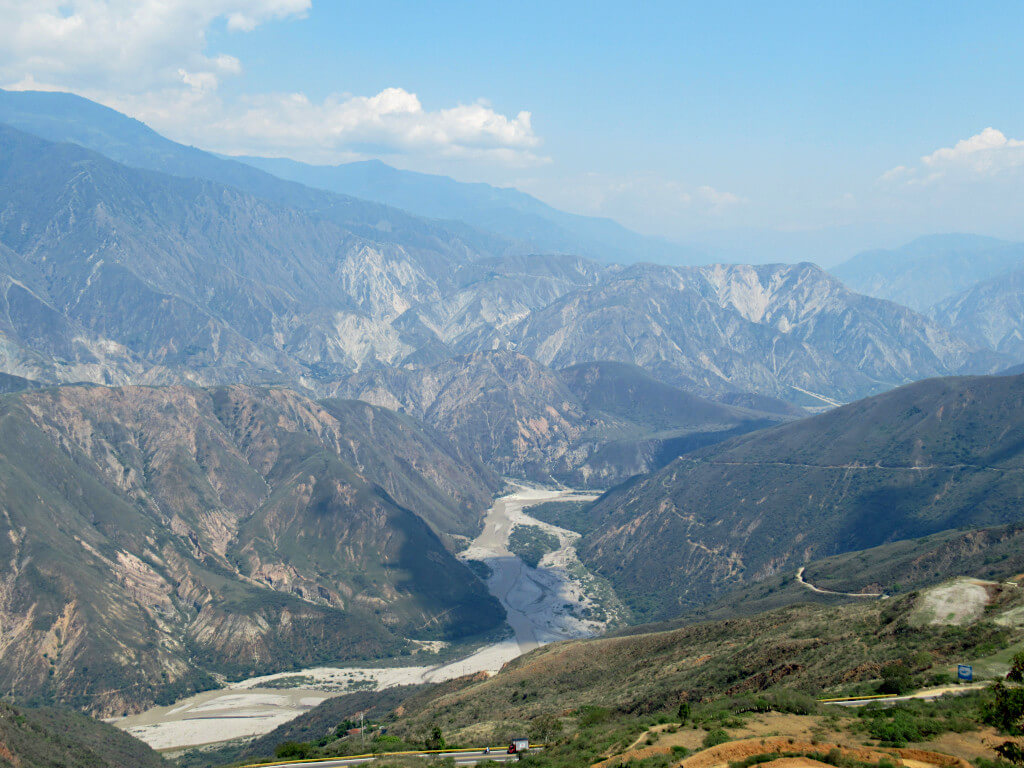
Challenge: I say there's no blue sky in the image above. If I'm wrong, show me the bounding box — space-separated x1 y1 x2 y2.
2 1 1024 262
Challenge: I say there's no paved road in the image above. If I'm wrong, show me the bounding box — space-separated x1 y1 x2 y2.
247 748 525 768
820 683 985 707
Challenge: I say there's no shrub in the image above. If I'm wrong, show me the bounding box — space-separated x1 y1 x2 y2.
879 662 915 695
276 741 312 759
1008 651 1024 684
703 729 729 748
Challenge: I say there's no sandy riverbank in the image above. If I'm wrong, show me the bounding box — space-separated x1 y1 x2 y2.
116 484 614 751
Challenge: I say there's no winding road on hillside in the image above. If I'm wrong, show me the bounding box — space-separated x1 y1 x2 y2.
795 567 886 598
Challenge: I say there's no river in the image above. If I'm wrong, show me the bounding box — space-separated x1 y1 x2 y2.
115 484 616 751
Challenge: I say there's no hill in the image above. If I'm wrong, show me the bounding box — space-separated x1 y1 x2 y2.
0 384 503 715
578 372 1024 620
831 234 1024 312
0 702 167 768
243 576 1024 761
0 89 510 259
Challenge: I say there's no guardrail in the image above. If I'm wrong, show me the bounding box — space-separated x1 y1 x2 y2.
239 745 544 768
816 693 900 703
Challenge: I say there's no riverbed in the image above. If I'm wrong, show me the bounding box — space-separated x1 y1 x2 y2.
115 484 614 751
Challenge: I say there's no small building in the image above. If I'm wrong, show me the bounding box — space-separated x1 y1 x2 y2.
508 737 529 753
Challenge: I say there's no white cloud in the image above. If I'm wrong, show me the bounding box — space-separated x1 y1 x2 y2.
203 89 542 163
0 0 543 166
881 127 1024 185
0 1 309 92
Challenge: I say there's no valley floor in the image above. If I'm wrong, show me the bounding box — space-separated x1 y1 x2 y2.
113 484 614 751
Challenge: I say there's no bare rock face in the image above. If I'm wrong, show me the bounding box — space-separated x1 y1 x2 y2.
0 384 503 715
513 262 1006 407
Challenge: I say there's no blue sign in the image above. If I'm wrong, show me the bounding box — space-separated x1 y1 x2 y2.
957 664 973 682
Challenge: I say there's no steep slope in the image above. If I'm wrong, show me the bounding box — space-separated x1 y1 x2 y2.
514 262 1002 406
579 372 1024 619
0 703 168 768
342 352 779 486
0 125 617 398
930 267 1024 364
831 234 1024 312
0 384 503 715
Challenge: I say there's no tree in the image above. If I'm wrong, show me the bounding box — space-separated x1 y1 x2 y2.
995 741 1024 766
531 712 563 744
677 702 691 724
985 682 1024 735
1008 651 1024 683
879 661 914 695
426 725 446 750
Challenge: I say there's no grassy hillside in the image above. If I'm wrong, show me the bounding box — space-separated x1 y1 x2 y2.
580 373 1024 620
0 702 167 768
240 577 1024 767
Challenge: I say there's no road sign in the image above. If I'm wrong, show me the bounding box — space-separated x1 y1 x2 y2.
957 664 973 682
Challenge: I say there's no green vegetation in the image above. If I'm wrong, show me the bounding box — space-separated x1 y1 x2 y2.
853 694 982 746
1008 650 1024 683
508 525 562 568
0 702 167 768
527 501 597 536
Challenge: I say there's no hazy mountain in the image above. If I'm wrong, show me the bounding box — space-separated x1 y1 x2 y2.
831 234 1024 311
0 384 503 715
930 267 1024 363
579 372 1024 620
232 154 710 264
0 123 497 387
513 261 1004 406
0 89 513 259
0 125 617 394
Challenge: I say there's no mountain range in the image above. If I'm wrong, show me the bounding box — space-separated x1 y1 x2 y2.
2 86 1024 723
831 234 1024 312
0 115 1011 413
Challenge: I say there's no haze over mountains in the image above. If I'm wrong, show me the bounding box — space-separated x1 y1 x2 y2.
2 86 1024 724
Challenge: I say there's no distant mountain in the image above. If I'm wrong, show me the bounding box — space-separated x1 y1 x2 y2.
579 372 1024 620
831 234 1024 311
930 267 1024 363
0 88 708 265
0 384 503 715
513 262 1004 406
0 89 512 258
341 352 781 486
232 154 709 264
0 124 616 392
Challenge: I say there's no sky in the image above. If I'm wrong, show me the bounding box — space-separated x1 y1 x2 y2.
1 0 1023 263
